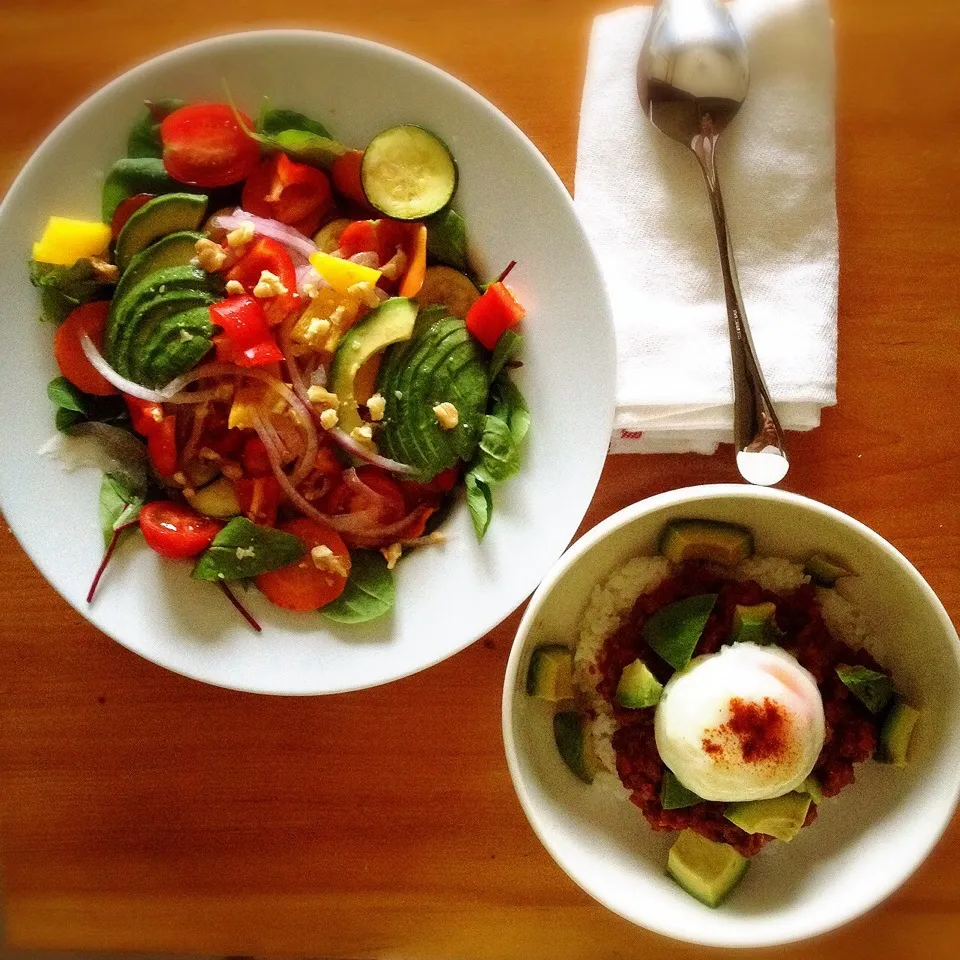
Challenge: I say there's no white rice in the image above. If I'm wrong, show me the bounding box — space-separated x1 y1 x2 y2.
575 554 870 786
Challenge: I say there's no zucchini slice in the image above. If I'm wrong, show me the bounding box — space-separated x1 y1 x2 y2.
361 125 457 220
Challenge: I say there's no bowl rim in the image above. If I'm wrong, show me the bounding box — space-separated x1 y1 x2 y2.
0 28 616 695
502 483 960 947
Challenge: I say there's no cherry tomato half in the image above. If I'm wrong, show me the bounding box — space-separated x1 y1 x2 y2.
255 518 351 611
241 153 333 236
139 501 223 559
160 103 261 188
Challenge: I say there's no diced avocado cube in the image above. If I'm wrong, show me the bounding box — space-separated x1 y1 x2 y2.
731 602 781 646
724 792 812 842
658 519 754 566
877 698 920 767
615 658 663 709
667 829 749 908
805 553 854 587
800 776 825 805
661 770 702 810
836 665 894 714
553 711 598 785
526 645 574 702
643 594 717 671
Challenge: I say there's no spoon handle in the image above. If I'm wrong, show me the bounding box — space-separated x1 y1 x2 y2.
692 134 789 485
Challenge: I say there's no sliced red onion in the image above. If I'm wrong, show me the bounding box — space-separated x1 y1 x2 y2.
329 428 419 476
211 209 317 262
344 505 437 549
348 251 380 269
80 334 169 402
295 264 327 295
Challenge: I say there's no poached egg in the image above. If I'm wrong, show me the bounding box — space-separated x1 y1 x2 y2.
654 643 826 802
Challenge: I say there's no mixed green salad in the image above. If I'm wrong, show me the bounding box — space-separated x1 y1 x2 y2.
31 97 529 628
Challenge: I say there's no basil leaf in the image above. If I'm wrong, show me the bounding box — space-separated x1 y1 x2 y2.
47 376 88 415
29 260 110 324
257 105 334 140
99 472 145 548
471 415 520 485
465 470 493 541
424 207 468 272
490 330 523 380
491 373 530 447
322 550 395 624
192 517 305 581
126 98 185 159
101 157 180 221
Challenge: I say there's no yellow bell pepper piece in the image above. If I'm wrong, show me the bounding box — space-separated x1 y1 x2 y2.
309 251 381 295
32 216 112 266
228 383 268 430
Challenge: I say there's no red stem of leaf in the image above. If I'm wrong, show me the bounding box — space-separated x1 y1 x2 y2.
87 521 139 604
496 260 518 284
218 581 262 633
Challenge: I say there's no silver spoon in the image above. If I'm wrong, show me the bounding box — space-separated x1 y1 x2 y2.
638 0 789 486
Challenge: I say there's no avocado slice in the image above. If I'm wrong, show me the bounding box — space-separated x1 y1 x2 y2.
661 770 702 810
526 645 574 702
553 710 598 785
329 297 418 436
724 792 812 842
615 658 663 709
836 665 894 714
115 193 207 271
642 594 718 671
114 230 204 304
877 698 920 767
135 305 217 386
731 602 780 646
805 553 854 587
667 830 748 908
659 519 754 566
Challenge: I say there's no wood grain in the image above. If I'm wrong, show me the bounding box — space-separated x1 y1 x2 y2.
1 0 958 956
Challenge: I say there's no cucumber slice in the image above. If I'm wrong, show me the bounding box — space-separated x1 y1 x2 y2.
361 125 457 220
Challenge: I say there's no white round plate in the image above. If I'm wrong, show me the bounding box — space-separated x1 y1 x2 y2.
0 31 615 695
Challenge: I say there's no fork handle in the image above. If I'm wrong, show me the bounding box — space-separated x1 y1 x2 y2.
693 133 789 479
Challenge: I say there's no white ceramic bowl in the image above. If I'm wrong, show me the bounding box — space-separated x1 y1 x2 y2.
503 485 960 947
0 31 615 694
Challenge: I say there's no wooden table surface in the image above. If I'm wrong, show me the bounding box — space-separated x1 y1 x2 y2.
1 0 958 957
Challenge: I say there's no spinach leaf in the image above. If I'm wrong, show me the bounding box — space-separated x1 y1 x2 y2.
126 98 185 159
322 550 395 624
266 128 347 168
489 330 523 380
46 376 129 433
491 374 530 447
47 376 87 415
192 517 305 581
257 104 334 140
471 415 521 485
464 470 493 540
101 157 180 221
29 260 110 324
99 472 145 548
424 207 468 272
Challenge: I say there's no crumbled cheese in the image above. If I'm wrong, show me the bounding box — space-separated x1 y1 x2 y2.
225 279 246 296
320 408 339 430
305 317 331 344
179 329 194 342
307 386 339 407
366 393 386 421
329 305 347 325
433 402 459 430
351 424 374 443
195 237 227 272
346 281 381 308
302 282 319 299
311 545 350 577
271 398 287 415
235 546 256 560
90 256 119 283
253 270 288 299
394 390 403 400
381 542 403 570
226 221 255 250
198 447 220 461
172 471 187 486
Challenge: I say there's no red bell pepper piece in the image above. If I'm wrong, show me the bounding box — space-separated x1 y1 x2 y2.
124 395 165 436
235 475 282 527
147 414 178 477
210 294 285 368
224 237 300 325
465 282 526 350
241 153 333 237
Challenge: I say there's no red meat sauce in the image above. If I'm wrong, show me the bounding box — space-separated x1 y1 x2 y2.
595 562 885 857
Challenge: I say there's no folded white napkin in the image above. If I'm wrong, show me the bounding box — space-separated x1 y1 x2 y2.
575 0 838 454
